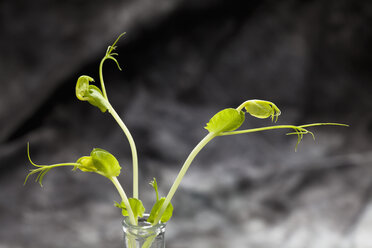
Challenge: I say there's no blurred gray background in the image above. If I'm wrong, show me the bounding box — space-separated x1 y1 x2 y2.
1 0 372 247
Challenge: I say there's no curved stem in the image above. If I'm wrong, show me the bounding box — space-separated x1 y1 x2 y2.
98 33 138 198
110 176 137 225
153 132 217 224
99 32 126 101
236 100 248 112
107 103 139 199
99 57 108 100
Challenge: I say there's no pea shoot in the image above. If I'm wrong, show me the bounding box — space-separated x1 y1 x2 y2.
25 33 348 230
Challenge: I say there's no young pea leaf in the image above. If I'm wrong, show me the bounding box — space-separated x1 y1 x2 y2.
90 148 121 178
75 156 96 173
87 85 110 112
114 198 145 219
205 108 245 134
75 148 121 179
242 100 281 122
147 197 173 224
150 178 159 201
75 75 109 112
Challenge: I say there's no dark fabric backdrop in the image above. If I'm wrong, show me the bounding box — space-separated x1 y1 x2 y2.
1 0 371 247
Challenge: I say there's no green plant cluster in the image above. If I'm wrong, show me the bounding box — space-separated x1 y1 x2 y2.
25 33 348 227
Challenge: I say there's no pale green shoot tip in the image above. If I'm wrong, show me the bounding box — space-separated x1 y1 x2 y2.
106 32 126 56
238 99 281 122
150 178 159 201
75 75 110 112
76 148 122 179
105 32 126 71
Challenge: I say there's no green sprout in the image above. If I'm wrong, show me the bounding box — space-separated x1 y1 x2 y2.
25 33 348 233
151 100 348 224
74 33 139 201
147 178 173 224
25 143 138 224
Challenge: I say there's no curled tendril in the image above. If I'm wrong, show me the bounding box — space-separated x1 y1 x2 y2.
218 123 349 151
107 32 126 55
24 143 79 187
285 126 315 151
287 123 348 151
104 32 126 71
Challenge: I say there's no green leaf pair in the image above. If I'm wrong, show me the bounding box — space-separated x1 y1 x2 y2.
242 100 281 122
25 146 121 186
75 75 109 112
147 198 173 224
205 100 281 134
115 198 145 220
76 148 121 179
113 177 173 224
205 108 245 134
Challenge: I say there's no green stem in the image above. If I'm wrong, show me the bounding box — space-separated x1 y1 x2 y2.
32 162 80 168
299 123 349 128
99 57 109 100
236 100 249 112
141 235 156 248
107 103 139 199
99 32 126 100
98 32 138 198
153 132 217 224
219 125 305 136
110 176 137 225
220 123 348 136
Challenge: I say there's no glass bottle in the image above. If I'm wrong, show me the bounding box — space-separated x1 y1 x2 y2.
122 214 166 248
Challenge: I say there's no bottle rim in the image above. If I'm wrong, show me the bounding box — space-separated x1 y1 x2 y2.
122 213 166 231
